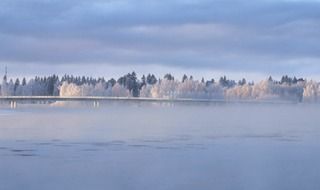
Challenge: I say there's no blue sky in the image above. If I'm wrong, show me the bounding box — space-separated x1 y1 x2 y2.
1 0 320 80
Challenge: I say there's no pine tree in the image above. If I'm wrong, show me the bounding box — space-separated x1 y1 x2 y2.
22 78 27 86
182 74 188 82
14 78 20 95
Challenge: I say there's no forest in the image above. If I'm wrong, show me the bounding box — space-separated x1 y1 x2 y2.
1 72 319 102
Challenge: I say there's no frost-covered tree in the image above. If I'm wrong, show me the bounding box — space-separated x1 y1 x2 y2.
303 80 320 102
59 82 82 96
226 84 253 100
112 83 130 97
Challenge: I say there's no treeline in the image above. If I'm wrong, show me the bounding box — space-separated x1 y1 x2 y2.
1 72 319 102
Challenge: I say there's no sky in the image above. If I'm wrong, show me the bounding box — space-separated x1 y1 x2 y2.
0 0 320 81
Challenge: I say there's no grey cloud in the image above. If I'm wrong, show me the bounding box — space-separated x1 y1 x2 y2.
0 0 320 75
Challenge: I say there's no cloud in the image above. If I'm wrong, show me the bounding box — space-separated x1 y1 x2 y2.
0 0 320 77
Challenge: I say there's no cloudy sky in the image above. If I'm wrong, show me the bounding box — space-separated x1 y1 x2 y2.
1 0 320 80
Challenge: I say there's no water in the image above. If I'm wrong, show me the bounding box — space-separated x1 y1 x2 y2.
0 102 320 190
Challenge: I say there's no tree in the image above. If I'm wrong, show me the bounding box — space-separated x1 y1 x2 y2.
164 73 174 81
182 74 188 82
107 78 116 87
14 78 20 95
219 76 228 87
22 78 27 86
117 76 126 86
140 75 146 89
238 78 246 86
219 76 235 88
206 79 215 87
147 74 157 85
47 75 59 96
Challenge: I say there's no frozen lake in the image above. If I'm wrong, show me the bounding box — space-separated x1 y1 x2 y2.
0 102 320 190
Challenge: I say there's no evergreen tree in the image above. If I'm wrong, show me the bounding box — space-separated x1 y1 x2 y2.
140 75 146 89
164 73 174 81
14 78 20 95
182 74 188 82
146 74 157 85
108 78 116 87
22 78 27 86
238 78 246 86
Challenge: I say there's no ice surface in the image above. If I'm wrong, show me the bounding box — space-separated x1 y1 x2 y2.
0 103 320 190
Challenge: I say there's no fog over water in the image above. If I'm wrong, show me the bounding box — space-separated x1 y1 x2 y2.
0 103 320 190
